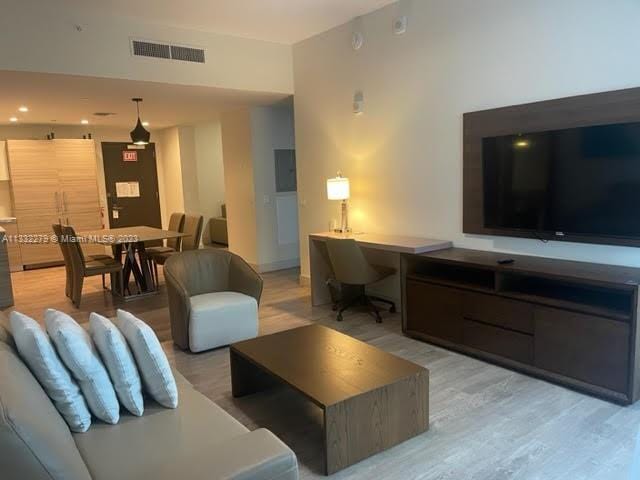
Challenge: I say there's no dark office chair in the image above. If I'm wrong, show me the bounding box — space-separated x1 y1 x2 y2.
325 237 396 323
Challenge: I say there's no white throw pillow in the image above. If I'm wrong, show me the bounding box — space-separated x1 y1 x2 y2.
9 311 92 433
116 309 178 408
45 309 120 424
89 312 144 416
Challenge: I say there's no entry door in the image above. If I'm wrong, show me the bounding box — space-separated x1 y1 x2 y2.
101 142 162 229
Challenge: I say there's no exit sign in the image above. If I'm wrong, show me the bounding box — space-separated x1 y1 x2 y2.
122 151 138 162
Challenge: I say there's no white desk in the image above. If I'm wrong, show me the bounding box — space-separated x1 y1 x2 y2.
309 232 452 307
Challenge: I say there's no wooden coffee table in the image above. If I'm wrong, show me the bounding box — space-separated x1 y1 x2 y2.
230 324 429 475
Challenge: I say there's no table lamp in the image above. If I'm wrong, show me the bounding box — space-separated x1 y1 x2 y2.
327 172 350 233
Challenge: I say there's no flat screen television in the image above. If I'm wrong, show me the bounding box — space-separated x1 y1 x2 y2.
482 121 640 243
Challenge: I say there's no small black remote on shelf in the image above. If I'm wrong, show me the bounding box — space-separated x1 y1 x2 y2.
497 258 515 265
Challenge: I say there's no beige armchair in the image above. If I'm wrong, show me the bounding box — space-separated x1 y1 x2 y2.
164 249 263 352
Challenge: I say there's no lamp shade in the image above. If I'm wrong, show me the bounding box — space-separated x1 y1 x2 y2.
327 175 350 200
130 118 150 145
130 98 150 145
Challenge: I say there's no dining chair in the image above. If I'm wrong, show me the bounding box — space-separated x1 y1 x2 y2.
147 213 185 283
61 225 123 307
51 224 73 299
149 214 204 283
147 213 185 255
52 224 119 297
181 214 204 251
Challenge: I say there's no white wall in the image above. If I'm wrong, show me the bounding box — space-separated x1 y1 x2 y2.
293 0 640 279
221 104 298 271
194 122 226 242
177 126 200 214
251 105 299 271
155 127 185 226
155 121 226 242
221 109 259 265
2 1 293 94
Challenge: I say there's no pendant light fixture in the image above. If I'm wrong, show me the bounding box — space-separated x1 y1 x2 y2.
130 98 150 145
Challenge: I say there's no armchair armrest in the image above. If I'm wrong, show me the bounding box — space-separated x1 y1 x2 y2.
164 267 192 350
229 256 263 304
208 429 298 480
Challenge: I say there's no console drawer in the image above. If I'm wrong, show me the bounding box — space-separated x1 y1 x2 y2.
406 280 463 343
534 306 629 393
463 292 534 334
462 319 533 365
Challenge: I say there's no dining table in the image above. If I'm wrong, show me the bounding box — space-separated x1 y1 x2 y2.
77 226 187 299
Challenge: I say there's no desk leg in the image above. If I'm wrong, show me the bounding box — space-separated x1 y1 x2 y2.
310 238 333 306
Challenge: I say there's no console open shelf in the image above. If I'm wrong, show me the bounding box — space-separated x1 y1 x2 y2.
401 248 640 405
407 261 496 293
497 273 634 322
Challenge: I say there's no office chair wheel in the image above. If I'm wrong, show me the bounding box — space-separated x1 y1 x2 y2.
389 304 397 313
336 313 343 322
375 314 383 324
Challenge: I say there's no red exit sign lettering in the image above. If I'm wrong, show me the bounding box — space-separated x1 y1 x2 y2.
122 151 138 162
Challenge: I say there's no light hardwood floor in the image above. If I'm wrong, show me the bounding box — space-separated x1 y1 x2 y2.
6 266 640 479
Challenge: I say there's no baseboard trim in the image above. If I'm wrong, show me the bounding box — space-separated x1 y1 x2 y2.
256 258 300 273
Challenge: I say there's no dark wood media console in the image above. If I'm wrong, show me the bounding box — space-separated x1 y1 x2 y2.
401 248 640 404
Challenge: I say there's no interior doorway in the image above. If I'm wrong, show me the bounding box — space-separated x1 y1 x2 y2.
101 142 162 229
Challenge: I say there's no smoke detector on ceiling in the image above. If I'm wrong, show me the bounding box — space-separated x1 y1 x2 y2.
351 32 364 51
393 16 408 35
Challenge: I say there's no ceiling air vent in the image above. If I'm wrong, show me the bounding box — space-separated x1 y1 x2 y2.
131 40 171 60
131 38 205 64
170 45 205 64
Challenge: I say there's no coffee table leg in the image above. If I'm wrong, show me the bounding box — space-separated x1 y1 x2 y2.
230 349 279 398
323 371 429 475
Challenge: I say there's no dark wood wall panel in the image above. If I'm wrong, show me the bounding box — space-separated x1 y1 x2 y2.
463 86 640 247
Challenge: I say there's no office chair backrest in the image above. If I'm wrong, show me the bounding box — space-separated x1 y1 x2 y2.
167 212 185 250
325 238 387 286
182 214 204 251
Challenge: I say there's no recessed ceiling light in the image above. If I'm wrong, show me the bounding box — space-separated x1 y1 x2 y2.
142 121 149 127
18 106 28 113
9 117 18 122
81 119 89 125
